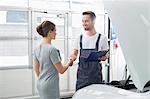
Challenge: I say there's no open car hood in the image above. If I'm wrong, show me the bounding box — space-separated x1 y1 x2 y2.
103 0 150 91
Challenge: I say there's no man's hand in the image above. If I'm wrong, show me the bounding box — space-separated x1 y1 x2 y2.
69 54 77 61
99 56 108 61
99 51 109 61
70 49 78 61
100 56 107 61
68 59 74 66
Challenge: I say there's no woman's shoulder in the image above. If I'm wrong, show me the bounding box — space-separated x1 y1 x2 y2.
48 45 58 52
34 45 40 52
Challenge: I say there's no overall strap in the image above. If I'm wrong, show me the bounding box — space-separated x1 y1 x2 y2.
80 34 83 49
96 34 101 50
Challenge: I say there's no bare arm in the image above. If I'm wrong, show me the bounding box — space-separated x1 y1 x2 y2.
33 60 40 77
54 60 73 74
100 35 109 61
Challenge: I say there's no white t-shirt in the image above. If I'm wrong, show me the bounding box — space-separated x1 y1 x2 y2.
74 33 109 51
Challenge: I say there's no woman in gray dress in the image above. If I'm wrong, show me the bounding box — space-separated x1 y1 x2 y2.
33 20 73 99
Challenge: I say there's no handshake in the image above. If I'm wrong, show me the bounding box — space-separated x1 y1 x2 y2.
68 59 74 66
68 54 77 66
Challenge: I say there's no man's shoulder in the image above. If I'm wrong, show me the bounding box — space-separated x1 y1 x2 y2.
97 33 107 38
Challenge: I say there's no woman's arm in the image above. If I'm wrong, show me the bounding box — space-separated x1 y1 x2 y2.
33 60 40 77
54 60 73 74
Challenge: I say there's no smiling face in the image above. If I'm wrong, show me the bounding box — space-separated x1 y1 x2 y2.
82 14 95 31
48 28 56 40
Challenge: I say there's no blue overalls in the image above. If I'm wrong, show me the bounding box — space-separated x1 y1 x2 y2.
76 34 103 91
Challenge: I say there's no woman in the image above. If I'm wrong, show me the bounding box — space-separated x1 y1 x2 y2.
33 20 73 99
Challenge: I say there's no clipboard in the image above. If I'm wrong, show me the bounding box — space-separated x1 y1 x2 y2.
86 50 108 61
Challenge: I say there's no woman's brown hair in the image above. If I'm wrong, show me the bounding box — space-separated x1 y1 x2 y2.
36 20 55 37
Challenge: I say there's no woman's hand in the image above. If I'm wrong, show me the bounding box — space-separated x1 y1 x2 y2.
68 59 74 66
69 54 76 61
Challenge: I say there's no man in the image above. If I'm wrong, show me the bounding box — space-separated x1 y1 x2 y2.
70 11 109 91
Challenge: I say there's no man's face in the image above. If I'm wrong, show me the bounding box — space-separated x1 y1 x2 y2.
82 15 94 31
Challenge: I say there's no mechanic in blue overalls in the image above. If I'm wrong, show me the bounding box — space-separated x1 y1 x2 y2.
70 11 109 91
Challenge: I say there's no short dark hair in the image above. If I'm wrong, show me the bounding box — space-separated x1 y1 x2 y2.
82 11 96 21
36 20 55 37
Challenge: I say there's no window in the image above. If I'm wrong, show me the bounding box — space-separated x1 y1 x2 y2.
0 10 29 67
7 11 28 23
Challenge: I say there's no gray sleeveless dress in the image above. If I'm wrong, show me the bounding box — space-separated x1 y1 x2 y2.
33 44 61 99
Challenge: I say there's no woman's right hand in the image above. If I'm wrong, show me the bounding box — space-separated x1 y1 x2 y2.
69 54 76 61
68 59 74 66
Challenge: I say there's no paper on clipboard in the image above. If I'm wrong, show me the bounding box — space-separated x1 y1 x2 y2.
86 50 108 61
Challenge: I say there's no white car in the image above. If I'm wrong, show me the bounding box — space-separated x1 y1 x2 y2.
72 84 150 99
